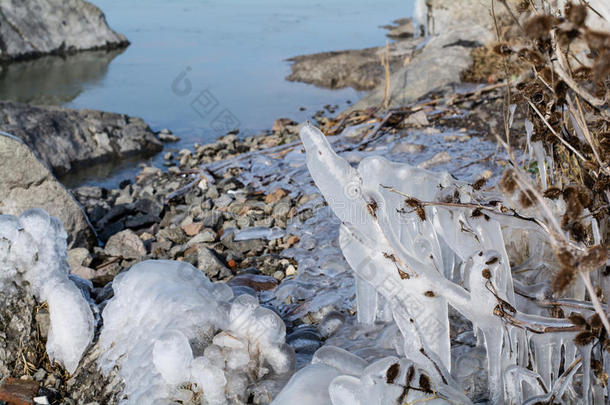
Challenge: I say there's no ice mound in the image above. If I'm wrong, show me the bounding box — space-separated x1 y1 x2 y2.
98 260 294 404
0 209 94 373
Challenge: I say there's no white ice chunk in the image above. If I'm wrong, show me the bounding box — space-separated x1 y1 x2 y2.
0 209 94 373
98 260 293 404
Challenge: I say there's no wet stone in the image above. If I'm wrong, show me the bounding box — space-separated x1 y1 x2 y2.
0 378 39 405
227 273 279 291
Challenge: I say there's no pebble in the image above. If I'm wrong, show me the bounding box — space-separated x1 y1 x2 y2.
197 246 231 279
227 273 279 291
417 151 451 169
272 270 285 281
390 142 426 154
181 222 204 237
105 229 147 259
285 265 297 276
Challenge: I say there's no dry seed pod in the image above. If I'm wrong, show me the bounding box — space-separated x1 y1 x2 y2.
565 3 587 27
386 363 400 384
519 190 537 208
568 312 587 327
552 266 576 293
500 169 518 194
543 187 562 199
574 331 596 346
580 245 608 273
525 15 554 39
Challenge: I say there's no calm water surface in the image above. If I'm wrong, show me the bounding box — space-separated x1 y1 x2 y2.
0 0 413 187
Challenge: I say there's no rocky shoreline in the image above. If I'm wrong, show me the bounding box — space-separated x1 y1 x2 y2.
0 1 534 404
0 79 513 403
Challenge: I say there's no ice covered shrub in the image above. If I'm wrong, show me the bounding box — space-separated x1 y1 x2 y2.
98 260 294 405
297 123 608 404
0 209 94 373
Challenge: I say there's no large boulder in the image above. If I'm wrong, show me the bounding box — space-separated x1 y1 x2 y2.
0 101 163 177
0 133 95 247
0 0 128 62
353 0 506 110
353 24 494 109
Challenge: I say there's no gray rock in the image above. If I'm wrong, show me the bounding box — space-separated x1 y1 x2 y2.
105 229 146 259
186 229 217 246
68 248 93 269
0 280 38 381
353 23 493 109
35 309 51 341
197 246 231 279
158 129 179 142
0 101 162 177
221 230 266 255
390 142 426 155
0 0 128 62
0 133 95 248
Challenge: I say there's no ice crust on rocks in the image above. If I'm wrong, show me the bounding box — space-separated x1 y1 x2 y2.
0 209 94 373
98 260 294 404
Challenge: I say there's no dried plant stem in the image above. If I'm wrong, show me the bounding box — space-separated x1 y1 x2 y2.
579 271 610 336
382 41 391 111
527 100 587 162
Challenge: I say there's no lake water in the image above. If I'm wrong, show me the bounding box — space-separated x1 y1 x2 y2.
0 0 413 187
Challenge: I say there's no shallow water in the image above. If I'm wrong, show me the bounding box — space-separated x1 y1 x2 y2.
0 0 413 187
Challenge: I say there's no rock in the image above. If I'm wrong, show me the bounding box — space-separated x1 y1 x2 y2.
186 229 217 246
354 1 497 109
418 151 452 169
197 247 231 279
384 18 415 39
70 265 97 281
272 270 285 281
0 133 95 248
181 222 204 237
65 344 124 404
285 265 297 276
221 231 266 255
157 129 179 142
68 248 93 269
67 248 96 280
286 326 322 354
0 378 39 405
105 229 146 259
34 309 50 341
265 188 289 204
404 110 429 127
285 38 421 91
158 227 187 245
0 0 128 62
0 101 163 177
272 118 297 133
390 142 426 154
227 273 279 291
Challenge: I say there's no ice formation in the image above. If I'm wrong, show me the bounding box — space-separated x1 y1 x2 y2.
273 345 470 405
98 260 294 404
0 209 94 373
293 123 600 404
